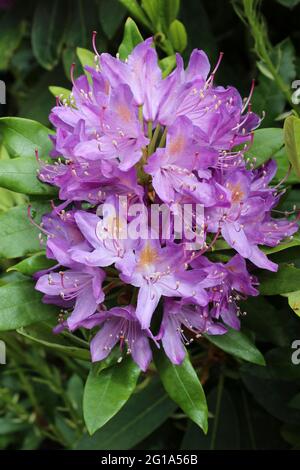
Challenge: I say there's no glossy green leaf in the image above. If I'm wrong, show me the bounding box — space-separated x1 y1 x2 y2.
0 202 50 259
206 328 266 366
262 237 300 255
0 13 25 71
259 263 300 295
159 54 176 77
0 117 52 159
246 128 284 165
62 0 100 80
0 187 25 213
31 0 66 70
49 86 71 102
17 323 90 361
77 380 176 449
119 0 153 30
118 18 144 60
286 290 300 316
141 0 161 28
99 0 126 39
284 115 300 179
161 0 180 27
8 252 56 276
272 38 296 84
0 157 57 196
154 350 208 433
0 280 56 331
168 19 187 53
83 358 140 435
252 75 286 127
76 47 95 70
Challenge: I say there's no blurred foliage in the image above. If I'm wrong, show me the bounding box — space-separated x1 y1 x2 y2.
0 0 300 451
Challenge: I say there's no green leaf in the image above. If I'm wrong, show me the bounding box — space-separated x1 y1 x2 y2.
0 157 57 196
272 38 296 84
241 363 300 424
31 0 66 70
241 296 292 347
286 290 300 316
161 0 180 28
76 47 95 70
141 0 161 28
168 19 187 53
49 86 71 102
17 323 90 361
0 202 50 259
259 263 300 295
265 347 300 380
119 0 153 30
206 328 266 366
118 17 144 60
262 237 300 255
0 187 25 213
154 350 208 433
0 117 52 159
67 375 84 415
0 417 28 435
0 280 56 331
0 13 25 71
284 115 300 179
99 0 126 39
276 0 300 7
77 380 176 449
252 75 286 128
8 252 56 276
246 128 284 165
246 126 299 183
159 55 176 77
62 0 101 80
83 358 140 435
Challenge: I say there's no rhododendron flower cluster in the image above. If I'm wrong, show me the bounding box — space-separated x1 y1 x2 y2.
34 37 298 371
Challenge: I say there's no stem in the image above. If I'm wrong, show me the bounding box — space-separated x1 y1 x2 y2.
210 373 224 450
148 124 161 156
147 121 153 140
138 105 144 126
242 388 256 450
158 127 167 147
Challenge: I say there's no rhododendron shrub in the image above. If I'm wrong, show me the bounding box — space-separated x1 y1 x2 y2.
0 4 300 450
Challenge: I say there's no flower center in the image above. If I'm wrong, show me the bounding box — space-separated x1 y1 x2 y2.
137 243 159 268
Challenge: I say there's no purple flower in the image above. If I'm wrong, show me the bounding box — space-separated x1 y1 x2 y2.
79 305 154 371
144 116 226 206
116 239 210 329
36 266 105 331
192 254 259 329
158 298 226 365
206 161 298 271
33 36 299 369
